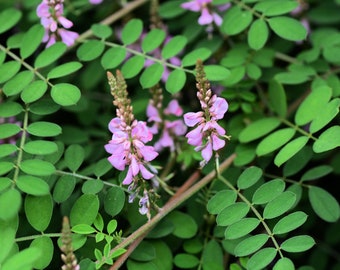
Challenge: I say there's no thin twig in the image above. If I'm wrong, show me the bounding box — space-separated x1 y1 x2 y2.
106 153 236 269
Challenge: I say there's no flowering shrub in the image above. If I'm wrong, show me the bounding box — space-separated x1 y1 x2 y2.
0 0 340 270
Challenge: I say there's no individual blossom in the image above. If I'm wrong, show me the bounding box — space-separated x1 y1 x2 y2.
36 0 79 47
104 71 158 187
183 60 230 166
89 0 103 4
146 85 187 152
181 0 228 26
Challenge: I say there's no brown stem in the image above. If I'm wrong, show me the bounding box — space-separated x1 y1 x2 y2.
106 153 236 269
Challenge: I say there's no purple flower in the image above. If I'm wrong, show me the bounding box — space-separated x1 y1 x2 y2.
147 99 187 152
89 0 103 4
181 0 224 26
183 60 229 166
36 0 78 47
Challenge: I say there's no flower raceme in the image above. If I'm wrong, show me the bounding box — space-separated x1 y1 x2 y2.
104 71 158 186
36 0 79 47
184 60 229 166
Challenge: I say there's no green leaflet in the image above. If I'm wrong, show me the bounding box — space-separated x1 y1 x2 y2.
313 126 340 153
268 16 307 41
34 42 67 68
222 6 253 36
70 194 100 226
139 63 164 88
0 8 22 34
165 69 186 94
25 194 53 231
237 166 262 190
51 83 81 106
167 211 198 239
280 235 315 253
77 40 105 61
65 144 85 172
121 19 143 45
248 18 269 50
30 237 54 269
142 28 166 53
0 189 21 220
20 24 44 59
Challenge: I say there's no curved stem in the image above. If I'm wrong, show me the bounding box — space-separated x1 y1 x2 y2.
15 233 62 242
104 154 236 269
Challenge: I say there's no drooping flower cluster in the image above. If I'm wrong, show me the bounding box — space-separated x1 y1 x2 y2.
147 85 187 152
184 60 229 166
36 0 79 47
104 71 158 187
181 0 229 26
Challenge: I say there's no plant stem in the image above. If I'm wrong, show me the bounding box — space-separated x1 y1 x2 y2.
104 153 236 269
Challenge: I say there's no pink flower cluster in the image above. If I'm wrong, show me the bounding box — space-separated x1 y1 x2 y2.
184 89 229 165
37 0 79 47
181 0 227 26
147 100 187 152
105 118 158 186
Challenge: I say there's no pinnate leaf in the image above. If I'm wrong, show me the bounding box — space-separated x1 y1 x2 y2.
51 83 81 106
308 186 340 222
274 136 309 167
121 19 143 45
273 211 308 235
263 191 296 219
280 235 315 252
268 16 307 41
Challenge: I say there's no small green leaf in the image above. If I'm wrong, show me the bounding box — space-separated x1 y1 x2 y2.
248 19 269 50
51 83 81 106
254 1 298 16
252 179 285 205
268 16 307 41
91 24 112 39
247 248 277 270
204 65 230 81
159 0 186 18
72 224 97 234
182 48 211 67
20 24 44 59
313 126 340 153
217 202 250 226
139 63 164 88
161 35 187 59
30 236 54 269
174 254 199 268
280 235 315 252
93 213 104 232
104 187 125 217
34 42 67 68
165 69 186 94
273 257 295 270
246 63 262 80
207 189 237 215
94 158 111 178
0 144 17 158
201 240 224 270
168 211 198 239
21 80 48 103
65 144 85 172
283 146 312 177
274 136 309 167
0 188 21 220
20 159 55 176
239 117 281 143
263 191 296 219
23 140 58 155
3 70 33 96
310 98 340 133
101 47 127 70
237 166 262 190
142 28 166 53
130 241 156 262
225 218 261 240
47 62 83 79
273 211 308 235
0 8 22 34
234 234 269 257
82 180 104 194
53 175 76 203
222 6 253 36
295 86 332 126
70 194 100 226
27 121 62 137
0 61 22 84
301 165 333 182
0 162 13 175
29 99 60 116
121 19 143 45
25 194 53 231
77 40 105 61
268 79 287 117
1 247 41 270
121 55 145 78
0 101 22 117
309 186 340 222
0 123 21 140
107 219 117 235
256 128 296 156
17 175 50 196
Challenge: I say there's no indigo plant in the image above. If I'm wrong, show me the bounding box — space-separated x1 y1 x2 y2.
0 0 339 270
